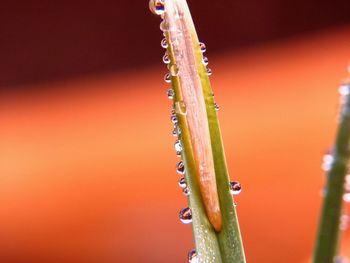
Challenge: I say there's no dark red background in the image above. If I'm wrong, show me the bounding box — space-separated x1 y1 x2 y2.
1 0 350 87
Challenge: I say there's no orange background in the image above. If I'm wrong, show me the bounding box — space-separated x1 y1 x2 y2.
1 26 350 262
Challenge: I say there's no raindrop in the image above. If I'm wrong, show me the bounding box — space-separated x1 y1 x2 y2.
161 38 168 49
149 0 165 16
230 181 242 195
178 177 187 189
179 207 192 224
176 161 185 175
183 187 190 196
164 73 171 83
174 140 182 152
207 68 212 76
167 88 175 99
202 56 209 66
163 53 170 64
199 42 206 53
188 249 198 263
170 64 179 76
214 103 220 111
175 101 187 115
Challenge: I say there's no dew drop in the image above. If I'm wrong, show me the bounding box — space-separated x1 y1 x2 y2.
334 256 349 263
172 125 181 137
178 177 187 189
322 153 334 172
188 249 198 263
175 101 187 115
339 84 350 96
214 103 220 111
202 56 209 66
164 73 171 83
163 53 170 64
340 214 349 231
207 68 212 76
161 38 168 49
179 207 192 224
199 42 206 53
175 140 182 153
160 20 169 31
230 181 242 195
343 192 350 203
170 114 178 124
167 88 175 99
149 0 165 16
183 187 190 196
172 127 178 137
176 161 185 175
170 64 179 76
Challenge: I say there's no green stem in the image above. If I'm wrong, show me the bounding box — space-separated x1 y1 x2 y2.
150 0 246 262
313 83 350 263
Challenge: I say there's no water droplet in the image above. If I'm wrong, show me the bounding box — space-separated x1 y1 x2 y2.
214 103 220 111
179 207 192 224
343 192 350 202
178 177 187 188
230 181 242 195
199 42 206 53
163 54 170 64
160 20 169 31
170 114 178 124
188 249 198 263
149 0 165 16
176 161 185 175
183 187 190 196
202 56 209 66
322 153 334 172
172 125 181 137
345 174 350 191
176 151 182 157
174 140 182 152
175 101 187 115
207 68 212 76
339 84 350 96
161 38 168 49
164 73 171 83
167 88 174 99
334 256 349 263
169 64 179 76
172 127 178 137
340 214 349 231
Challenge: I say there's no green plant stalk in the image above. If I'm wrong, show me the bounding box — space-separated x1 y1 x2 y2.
313 85 350 263
150 0 246 262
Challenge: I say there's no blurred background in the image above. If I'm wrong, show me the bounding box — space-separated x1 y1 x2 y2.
1 0 350 262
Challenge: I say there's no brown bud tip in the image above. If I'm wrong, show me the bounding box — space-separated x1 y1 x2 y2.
208 210 222 232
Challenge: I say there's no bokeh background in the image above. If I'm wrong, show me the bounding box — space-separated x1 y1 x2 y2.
1 0 350 262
